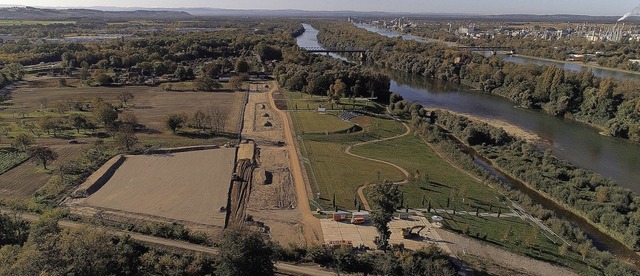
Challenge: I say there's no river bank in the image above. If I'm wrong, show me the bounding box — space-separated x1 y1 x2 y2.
358 23 640 77
418 114 640 270
431 108 544 144
430 110 640 263
507 54 640 76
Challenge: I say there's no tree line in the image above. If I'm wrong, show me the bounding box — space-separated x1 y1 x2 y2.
274 47 392 103
430 110 640 252
0 210 457 276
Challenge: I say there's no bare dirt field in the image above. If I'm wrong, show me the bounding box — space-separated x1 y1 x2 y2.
238 90 317 246
84 148 236 226
0 143 90 200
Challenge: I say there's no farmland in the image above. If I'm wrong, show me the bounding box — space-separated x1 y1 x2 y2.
0 143 89 201
0 78 244 202
84 148 236 226
0 148 28 174
3 80 244 138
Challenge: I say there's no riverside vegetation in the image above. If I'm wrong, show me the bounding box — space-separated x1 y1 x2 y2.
313 21 640 143
275 47 632 273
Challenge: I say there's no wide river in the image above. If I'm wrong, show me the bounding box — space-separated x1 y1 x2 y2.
356 23 640 80
297 23 640 194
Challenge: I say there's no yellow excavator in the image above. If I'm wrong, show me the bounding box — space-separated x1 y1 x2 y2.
401 225 426 239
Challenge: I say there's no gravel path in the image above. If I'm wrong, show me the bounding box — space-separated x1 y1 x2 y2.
436 228 578 276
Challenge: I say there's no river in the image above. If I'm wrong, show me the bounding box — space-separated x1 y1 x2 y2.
296 23 640 263
298 23 640 193
356 23 640 80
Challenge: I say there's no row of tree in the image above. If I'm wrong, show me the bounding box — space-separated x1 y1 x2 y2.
0 209 457 276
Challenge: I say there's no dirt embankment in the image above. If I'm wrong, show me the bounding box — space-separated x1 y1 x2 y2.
235 88 321 246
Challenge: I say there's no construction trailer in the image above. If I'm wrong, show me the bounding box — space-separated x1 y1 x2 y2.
333 211 349 221
351 211 370 224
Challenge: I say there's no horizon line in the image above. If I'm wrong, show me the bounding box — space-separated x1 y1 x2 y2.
0 4 629 17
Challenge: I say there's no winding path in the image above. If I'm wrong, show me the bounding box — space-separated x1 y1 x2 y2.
344 121 411 210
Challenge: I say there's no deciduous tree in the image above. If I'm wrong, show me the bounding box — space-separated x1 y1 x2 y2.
191 110 207 132
216 227 274 276
69 114 87 133
114 125 137 151
117 91 134 106
369 180 402 250
165 113 186 134
92 99 118 129
12 133 35 151
30 146 57 170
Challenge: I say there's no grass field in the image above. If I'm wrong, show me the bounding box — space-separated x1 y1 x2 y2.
286 91 408 209
441 214 594 274
352 134 497 210
292 111 354 134
302 140 404 208
0 20 75 25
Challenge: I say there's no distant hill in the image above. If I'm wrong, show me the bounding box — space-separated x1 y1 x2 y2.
0 6 634 23
0 6 191 20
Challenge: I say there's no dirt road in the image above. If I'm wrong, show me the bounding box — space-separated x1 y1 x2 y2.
266 86 323 245
9 211 333 276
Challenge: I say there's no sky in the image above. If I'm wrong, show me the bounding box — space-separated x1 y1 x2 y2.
4 0 640 16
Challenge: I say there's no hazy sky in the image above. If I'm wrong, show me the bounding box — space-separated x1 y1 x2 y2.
7 0 640 16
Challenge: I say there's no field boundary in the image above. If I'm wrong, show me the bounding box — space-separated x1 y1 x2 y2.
144 145 221 154
0 155 31 176
75 155 126 196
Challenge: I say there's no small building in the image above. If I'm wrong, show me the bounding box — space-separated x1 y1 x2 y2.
351 211 370 224
333 211 349 221
317 107 326 114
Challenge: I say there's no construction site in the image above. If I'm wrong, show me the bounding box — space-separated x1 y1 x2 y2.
61 83 319 245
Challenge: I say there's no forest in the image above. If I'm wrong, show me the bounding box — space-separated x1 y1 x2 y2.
274 48 392 102
312 21 640 143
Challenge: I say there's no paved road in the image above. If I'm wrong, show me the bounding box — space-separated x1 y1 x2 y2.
8 211 333 276
266 86 323 245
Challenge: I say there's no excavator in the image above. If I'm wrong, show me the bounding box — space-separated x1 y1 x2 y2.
401 225 426 239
